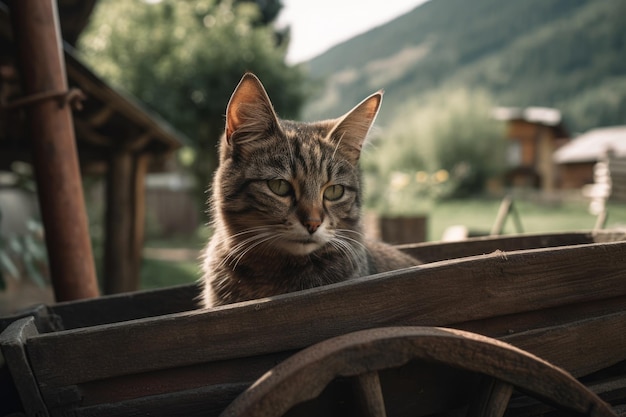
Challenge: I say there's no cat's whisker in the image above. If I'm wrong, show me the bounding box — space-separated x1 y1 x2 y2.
206 226 271 253
219 232 267 269
224 227 289 270
328 238 359 271
334 230 367 251
231 233 280 270
221 232 273 269
335 228 366 239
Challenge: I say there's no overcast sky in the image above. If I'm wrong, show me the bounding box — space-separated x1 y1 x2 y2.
277 0 429 63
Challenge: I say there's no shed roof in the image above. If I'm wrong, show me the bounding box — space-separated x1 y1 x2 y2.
553 126 626 164
493 106 569 138
0 1 186 174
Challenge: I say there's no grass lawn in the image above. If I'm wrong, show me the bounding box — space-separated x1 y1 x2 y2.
140 197 626 289
140 257 200 290
426 198 626 240
140 231 206 290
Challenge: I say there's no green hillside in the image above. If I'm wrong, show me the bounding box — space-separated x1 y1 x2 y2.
302 0 626 133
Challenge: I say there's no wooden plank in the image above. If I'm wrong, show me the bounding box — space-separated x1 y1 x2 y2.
36 232 602 328
69 309 626 413
73 350 291 407
0 231 605 331
397 231 595 263
75 383 250 417
49 284 198 330
0 304 62 334
505 374 626 417
0 317 49 417
456 293 626 339
25 241 626 391
19 231 620 329
400 230 626 263
502 310 626 379
38 311 626 417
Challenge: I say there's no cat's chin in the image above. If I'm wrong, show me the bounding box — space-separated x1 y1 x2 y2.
276 240 324 256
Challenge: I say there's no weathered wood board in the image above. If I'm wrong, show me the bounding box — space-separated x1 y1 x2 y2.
3 230 620 332
1 231 625 417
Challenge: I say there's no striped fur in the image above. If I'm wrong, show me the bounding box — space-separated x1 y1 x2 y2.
200 73 419 307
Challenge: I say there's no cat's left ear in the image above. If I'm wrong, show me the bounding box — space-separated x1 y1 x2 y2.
327 91 383 165
224 73 279 153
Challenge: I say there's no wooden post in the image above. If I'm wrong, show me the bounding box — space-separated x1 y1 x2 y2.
104 151 133 294
490 195 524 236
130 154 149 290
9 0 99 301
379 216 427 244
104 151 147 294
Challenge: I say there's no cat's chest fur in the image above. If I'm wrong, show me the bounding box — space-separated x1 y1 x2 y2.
200 73 419 308
203 228 371 306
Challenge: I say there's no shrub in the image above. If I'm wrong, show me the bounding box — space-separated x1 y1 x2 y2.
363 88 506 214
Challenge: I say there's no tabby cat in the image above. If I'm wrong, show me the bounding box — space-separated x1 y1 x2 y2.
200 73 419 307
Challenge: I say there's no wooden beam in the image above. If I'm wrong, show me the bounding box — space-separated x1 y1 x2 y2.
65 52 183 151
125 131 153 152
103 151 133 294
74 118 112 146
103 150 149 294
25 241 626 388
86 105 115 127
8 0 98 301
129 153 149 291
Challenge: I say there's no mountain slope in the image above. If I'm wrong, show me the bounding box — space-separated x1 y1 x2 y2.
302 0 626 132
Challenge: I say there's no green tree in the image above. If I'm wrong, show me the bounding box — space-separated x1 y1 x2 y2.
363 88 506 214
78 0 306 212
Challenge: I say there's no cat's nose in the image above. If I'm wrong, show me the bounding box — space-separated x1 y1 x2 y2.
303 218 322 234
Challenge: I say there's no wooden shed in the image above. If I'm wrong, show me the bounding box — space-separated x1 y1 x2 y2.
0 0 185 296
493 106 569 192
554 125 626 197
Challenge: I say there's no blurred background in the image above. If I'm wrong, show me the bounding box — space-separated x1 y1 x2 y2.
1 0 625 310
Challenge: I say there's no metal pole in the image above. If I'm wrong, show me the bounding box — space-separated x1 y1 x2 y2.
9 0 99 301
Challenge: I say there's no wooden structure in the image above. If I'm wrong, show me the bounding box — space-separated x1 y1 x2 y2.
1 230 625 416
554 126 626 198
493 107 569 192
221 327 616 417
8 0 99 301
0 0 185 295
378 215 427 244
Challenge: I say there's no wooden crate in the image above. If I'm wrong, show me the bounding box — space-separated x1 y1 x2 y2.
1 231 625 416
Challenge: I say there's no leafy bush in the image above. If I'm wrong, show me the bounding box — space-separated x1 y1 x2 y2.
0 214 49 290
362 88 506 215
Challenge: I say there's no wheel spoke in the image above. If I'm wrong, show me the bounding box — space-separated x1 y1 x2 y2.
467 377 513 417
353 371 387 417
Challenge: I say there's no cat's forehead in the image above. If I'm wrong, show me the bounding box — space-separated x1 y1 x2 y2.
279 120 334 141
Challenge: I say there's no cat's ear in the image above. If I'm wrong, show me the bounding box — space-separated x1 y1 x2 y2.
225 73 279 151
327 91 383 165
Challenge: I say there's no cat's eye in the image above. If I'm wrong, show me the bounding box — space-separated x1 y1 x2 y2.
267 179 292 196
323 184 344 201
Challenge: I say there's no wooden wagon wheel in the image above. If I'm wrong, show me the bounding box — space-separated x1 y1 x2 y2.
220 326 616 417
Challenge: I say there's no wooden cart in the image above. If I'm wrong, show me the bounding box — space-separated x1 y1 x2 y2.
1 230 626 417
